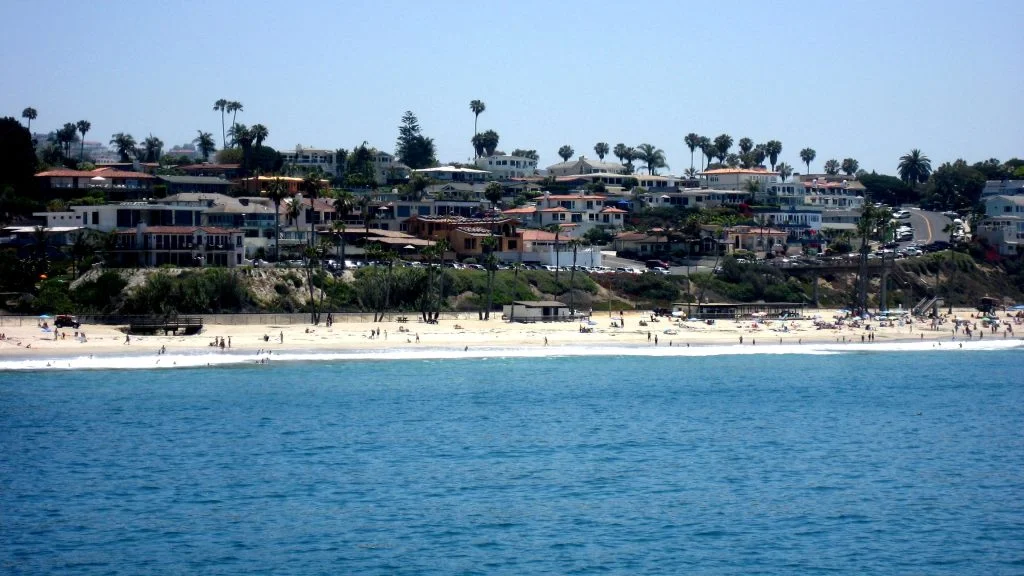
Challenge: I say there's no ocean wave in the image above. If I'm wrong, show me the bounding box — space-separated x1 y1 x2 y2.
1 339 1021 371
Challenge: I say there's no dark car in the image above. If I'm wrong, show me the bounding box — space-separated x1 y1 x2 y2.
54 314 80 328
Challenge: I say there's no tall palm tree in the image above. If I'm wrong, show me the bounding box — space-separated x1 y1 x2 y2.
481 236 499 320
143 135 163 162
764 140 783 171
566 237 584 318
110 132 136 162
738 137 754 155
897 149 932 188
58 123 78 159
684 133 700 171
251 124 269 149
713 134 733 162
823 158 840 175
193 130 216 161
557 145 574 162
333 189 355 268
546 223 562 282
22 107 37 132
635 143 668 175
76 120 91 160
470 99 486 138
698 136 713 170
264 177 290 261
227 101 243 140
776 162 793 182
855 204 888 312
301 170 325 247
613 143 627 164
841 158 859 176
800 147 816 174
594 142 609 161
213 99 228 152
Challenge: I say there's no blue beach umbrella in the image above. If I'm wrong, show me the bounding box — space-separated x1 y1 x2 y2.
39 314 52 319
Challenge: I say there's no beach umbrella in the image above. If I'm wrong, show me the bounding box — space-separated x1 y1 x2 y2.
39 314 52 319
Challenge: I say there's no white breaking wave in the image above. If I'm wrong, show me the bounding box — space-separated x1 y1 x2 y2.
0 339 1021 371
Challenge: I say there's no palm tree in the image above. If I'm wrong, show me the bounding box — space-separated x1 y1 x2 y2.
684 167 698 179
557 145 574 162
897 149 932 188
264 177 290 261
22 107 37 132
800 148 816 174
285 194 303 229
594 142 609 161
193 130 216 161
855 204 889 312
226 101 243 140
566 237 584 318
110 132 136 162
546 223 563 282
479 129 500 156
823 158 840 175
76 120 91 160
481 236 499 320
764 140 783 171
636 143 668 175
841 158 859 176
470 99 486 138
713 134 733 162
143 135 163 162
251 124 269 148
471 133 486 158
738 137 754 155
213 99 228 152
301 170 325 247
698 137 714 170
613 143 627 164
684 133 700 171
333 189 355 268
777 162 793 182
58 123 78 159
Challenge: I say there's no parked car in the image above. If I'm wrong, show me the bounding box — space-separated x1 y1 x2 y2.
894 209 911 219
55 314 80 329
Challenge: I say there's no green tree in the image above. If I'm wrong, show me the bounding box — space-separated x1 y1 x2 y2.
594 142 609 161
776 162 793 182
21 107 37 133
841 157 859 176
110 132 136 162
764 140 783 171
479 129 500 156
699 138 714 170
213 99 228 152
800 147 816 174
193 130 216 161
142 135 164 162
470 99 485 142
546 223 563 282
396 111 437 169
480 236 499 320
558 145 574 162
738 137 754 155
0 117 39 211
567 237 586 317
57 123 78 160
471 133 485 158
251 124 269 148
511 149 538 161
713 134 733 163
823 158 840 175
76 120 91 160
897 149 932 188
264 177 290 261
226 101 243 141
613 143 627 164
684 133 700 171
485 181 503 207
636 143 668 175
301 169 325 247
923 160 985 211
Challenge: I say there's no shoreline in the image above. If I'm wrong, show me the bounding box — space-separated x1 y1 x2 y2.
2 308 1021 369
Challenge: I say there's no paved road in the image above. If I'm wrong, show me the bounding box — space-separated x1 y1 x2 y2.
906 207 951 245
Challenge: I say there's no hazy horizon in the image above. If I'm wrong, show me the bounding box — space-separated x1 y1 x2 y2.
3 0 1021 175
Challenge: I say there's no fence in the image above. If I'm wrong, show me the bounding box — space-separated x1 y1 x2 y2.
0 311 496 327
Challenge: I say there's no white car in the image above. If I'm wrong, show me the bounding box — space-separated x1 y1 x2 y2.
894 210 911 219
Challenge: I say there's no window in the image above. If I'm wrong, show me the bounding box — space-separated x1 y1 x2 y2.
464 238 476 250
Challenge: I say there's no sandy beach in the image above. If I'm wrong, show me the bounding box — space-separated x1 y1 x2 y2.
2 308 1017 362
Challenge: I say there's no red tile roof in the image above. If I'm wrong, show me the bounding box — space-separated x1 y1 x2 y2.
36 169 154 179
600 207 628 213
520 229 557 241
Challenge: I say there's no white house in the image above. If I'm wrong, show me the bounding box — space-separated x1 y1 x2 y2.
982 180 1024 198
976 216 1024 256
280 147 339 175
412 166 491 182
502 300 571 322
474 154 538 179
985 194 1024 217
546 156 625 176
700 167 778 190
640 188 748 209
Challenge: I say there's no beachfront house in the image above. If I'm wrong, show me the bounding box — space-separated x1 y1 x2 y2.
503 300 571 322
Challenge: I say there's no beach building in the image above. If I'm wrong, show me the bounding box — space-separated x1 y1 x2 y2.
982 180 1024 198
984 194 1024 217
35 168 156 201
411 166 491 183
177 163 242 179
404 215 519 259
279 147 340 176
156 175 232 196
975 216 1024 256
640 188 748 209
700 225 788 256
109 224 245 267
502 300 571 322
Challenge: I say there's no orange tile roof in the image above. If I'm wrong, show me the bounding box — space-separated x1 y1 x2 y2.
520 229 558 241
36 169 155 179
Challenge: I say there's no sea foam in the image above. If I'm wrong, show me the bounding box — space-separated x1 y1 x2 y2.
0 339 1020 371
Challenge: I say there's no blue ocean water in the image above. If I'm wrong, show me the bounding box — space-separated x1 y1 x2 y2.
2 349 1023 574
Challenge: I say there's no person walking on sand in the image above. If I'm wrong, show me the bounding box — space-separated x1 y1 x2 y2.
279 331 284 344
228 336 231 348
124 334 130 345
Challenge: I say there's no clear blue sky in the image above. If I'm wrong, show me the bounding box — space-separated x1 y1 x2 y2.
3 0 1021 175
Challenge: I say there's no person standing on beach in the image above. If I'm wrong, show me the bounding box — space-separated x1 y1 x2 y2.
280 331 283 343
